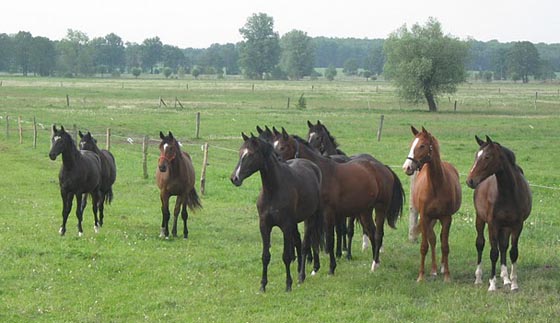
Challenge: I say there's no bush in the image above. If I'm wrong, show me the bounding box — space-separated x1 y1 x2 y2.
296 93 306 109
163 67 173 78
131 68 141 78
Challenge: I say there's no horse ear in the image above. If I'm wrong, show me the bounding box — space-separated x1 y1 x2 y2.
53 125 58 133
87 131 92 136
421 126 428 133
265 125 271 132
168 131 174 139
241 132 249 141
411 126 419 135
475 135 485 146
250 132 256 139
317 120 322 125
486 135 493 144
79 131 84 138
281 127 289 139
307 120 313 128
60 125 65 132
272 126 280 135
256 125 263 134
160 131 165 139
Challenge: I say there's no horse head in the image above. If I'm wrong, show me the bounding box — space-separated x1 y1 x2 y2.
49 125 72 160
158 131 179 172
256 125 274 143
466 135 503 188
231 132 269 186
306 120 326 152
272 127 299 161
402 126 434 175
78 131 98 151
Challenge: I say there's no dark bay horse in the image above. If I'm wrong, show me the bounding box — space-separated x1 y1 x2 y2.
79 131 117 231
230 133 323 292
273 128 404 274
466 136 532 291
156 131 202 239
402 126 461 282
49 125 102 236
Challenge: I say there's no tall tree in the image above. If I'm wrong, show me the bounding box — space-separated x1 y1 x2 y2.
0 33 14 72
384 18 468 112
57 29 93 76
162 45 186 71
280 30 315 80
13 31 33 76
30 36 56 76
90 33 125 73
364 43 384 75
141 37 163 73
507 41 540 83
238 13 280 79
124 42 142 71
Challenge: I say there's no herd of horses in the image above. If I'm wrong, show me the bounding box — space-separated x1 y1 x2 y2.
49 120 532 293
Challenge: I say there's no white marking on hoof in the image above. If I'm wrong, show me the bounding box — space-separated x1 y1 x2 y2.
475 264 483 284
440 264 445 274
501 265 511 285
94 225 100 234
370 260 379 272
311 270 317 276
78 231 83 237
362 235 370 251
488 277 497 291
59 228 64 235
510 264 518 291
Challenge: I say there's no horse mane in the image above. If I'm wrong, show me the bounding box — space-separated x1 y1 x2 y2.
293 135 314 149
321 126 340 149
498 143 524 175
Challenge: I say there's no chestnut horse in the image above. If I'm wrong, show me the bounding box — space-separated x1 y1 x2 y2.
402 126 461 282
466 136 532 291
273 127 404 274
230 133 323 292
156 131 201 239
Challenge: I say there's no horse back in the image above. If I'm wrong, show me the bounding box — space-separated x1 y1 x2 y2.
329 160 380 213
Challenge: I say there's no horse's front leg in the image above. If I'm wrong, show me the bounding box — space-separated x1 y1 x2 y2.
259 222 272 292
282 224 296 292
509 225 523 291
293 229 302 276
160 192 171 238
98 192 105 228
60 191 74 236
171 195 183 238
499 229 511 287
440 216 452 282
75 193 84 236
325 211 337 275
91 190 101 233
474 217 486 284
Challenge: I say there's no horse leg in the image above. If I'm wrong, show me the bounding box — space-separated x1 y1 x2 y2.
293 229 302 276
325 211 337 275
98 192 105 228
440 216 452 282
509 225 523 291
298 225 308 284
346 216 355 260
60 191 73 236
357 212 376 272
259 222 272 292
417 216 429 282
171 196 183 238
75 193 84 237
427 219 438 277
474 217 486 284
499 228 512 287
91 190 101 233
372 210 386 271
488 223 499 291
282 224 297 292
160 192 171 238
181 200 189 239
335 219 344 258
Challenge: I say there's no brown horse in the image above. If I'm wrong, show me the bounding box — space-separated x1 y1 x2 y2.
466 136 532 291
402 126 461 282
230 133 323 292
273 127 404 274
156 131 201 238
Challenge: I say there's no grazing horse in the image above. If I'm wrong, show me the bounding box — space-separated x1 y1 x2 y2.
402 126 461 282
273 127 404 274
466 136 532 291
49 125 102 236
230 133 323 292
156 131 202 239
79 131 117 230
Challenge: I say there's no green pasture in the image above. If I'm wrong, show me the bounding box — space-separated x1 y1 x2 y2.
1 76 559 322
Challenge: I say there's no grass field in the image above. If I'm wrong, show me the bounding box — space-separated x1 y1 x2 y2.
1 76 559 322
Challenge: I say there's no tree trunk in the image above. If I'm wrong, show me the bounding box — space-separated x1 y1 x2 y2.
425 92 438 112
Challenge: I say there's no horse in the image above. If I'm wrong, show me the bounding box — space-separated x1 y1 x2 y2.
49 125 102 236
402 126 462 282
466 135 532 291
230 133 323 292
79 131 117 230
156 131 202 239
273 127 404 274
306 120 372 255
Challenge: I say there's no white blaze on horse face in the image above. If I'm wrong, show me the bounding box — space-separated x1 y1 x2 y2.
402 138 419 171
308 132 316 142
234 148 249 178
163 143 169 152
273 140 279 149
470 149 484 173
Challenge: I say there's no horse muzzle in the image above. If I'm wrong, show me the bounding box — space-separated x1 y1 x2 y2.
49 152 58 161
159 165 167 172
230 175 243 187
466 178 478 189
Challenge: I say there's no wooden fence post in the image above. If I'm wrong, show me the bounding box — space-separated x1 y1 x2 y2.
454 100 457 112
18 116 22 144
142 135 149 179
5 115 9 139
66 94 70 107
376 115 384 142
200 143 209 195
195 112 201 139
252 84 255 92
33 117 37 149
106 128 111 151
73 124 78 147
408 172 419 242
287 97 290 109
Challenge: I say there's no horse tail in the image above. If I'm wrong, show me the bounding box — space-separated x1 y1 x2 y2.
105 187 114 205
186 188 202 211
310 204 325 252
386 165 405 229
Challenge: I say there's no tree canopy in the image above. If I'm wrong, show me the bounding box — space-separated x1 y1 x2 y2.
507 41 540 83
238 13 280 80
384 18 468 112
280 30 315 80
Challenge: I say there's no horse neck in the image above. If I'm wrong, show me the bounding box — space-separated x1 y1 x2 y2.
61 142 81 170
424 143 445 184
298 139 328 165
167 149 185 173
494 151 524 198
321 136 339 155
259 152 284 191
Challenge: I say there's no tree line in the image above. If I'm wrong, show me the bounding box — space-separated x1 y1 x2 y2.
0 13 558 82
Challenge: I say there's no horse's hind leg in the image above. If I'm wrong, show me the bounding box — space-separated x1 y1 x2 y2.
357 212 376 272
171 196 183 238
75 193 85 236
259 222 272 292
346 216 355 260
372 209 386 271
499 228 512 287
293 229 302 275
440 216 452 282
474 217 486 284
181 200 189 239
509 225 523 291
98 192 106 228
281 224 296 292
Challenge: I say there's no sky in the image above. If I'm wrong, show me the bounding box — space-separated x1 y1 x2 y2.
2 0 559 48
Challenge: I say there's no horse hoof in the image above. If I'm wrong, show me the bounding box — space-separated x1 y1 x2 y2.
94 225 100 234
311 270 317 276
474 278 483 285
59 228 65 236
370 261 379 272
511 283 519 291
78 231 83 237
